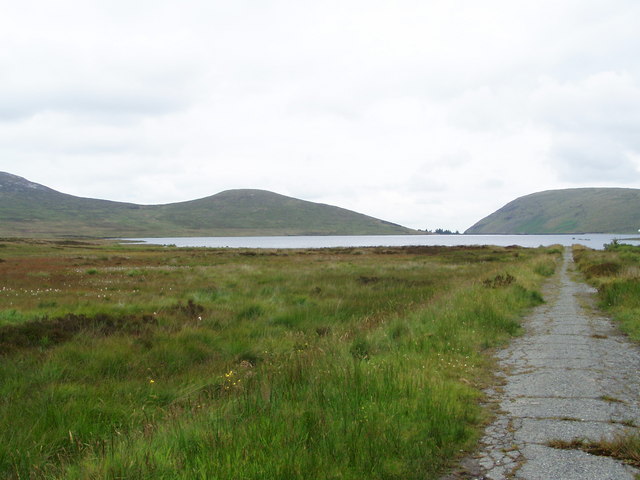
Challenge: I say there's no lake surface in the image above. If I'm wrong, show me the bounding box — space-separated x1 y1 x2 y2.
126 233 640 250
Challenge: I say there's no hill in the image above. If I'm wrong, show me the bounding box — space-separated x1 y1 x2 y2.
465 188 640 234
0 172 414 237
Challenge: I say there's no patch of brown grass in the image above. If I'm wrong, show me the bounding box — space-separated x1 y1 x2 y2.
0 312 158 353
547 432 640 467
584 262 621 278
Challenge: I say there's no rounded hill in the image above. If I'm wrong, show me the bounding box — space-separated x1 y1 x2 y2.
0 172 414 237
465 188 640 234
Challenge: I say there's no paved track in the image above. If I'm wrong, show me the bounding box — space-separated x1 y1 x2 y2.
450 247 640 479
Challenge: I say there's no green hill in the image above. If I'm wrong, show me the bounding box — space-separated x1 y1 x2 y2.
0 172 414 237
465 188 640 234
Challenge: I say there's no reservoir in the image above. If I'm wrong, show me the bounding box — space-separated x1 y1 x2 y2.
126 233 639 250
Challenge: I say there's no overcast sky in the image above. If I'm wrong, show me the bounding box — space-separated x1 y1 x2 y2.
2 1 640 231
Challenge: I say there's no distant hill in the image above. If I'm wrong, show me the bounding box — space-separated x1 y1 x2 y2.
465 188 640 234
0 172 415 238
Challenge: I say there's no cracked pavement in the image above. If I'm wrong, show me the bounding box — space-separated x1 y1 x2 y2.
448 246 640 479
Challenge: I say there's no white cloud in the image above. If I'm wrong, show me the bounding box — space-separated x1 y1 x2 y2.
530 72 640 184
531 72 640 134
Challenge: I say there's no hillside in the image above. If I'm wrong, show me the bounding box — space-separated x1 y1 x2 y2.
465 188 640 234
0 172 414 237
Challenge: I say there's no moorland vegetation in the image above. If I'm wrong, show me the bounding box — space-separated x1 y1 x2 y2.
571 242 640 465
573 241 640 342
0 239 560 479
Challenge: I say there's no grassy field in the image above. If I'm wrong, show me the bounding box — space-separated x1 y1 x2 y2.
573 241 640 342
0 239 560 479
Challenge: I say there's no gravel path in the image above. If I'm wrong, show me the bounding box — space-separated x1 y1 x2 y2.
446 247 640 479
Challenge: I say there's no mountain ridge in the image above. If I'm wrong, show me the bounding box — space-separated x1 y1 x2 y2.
465 187 640 234
0 172 415 238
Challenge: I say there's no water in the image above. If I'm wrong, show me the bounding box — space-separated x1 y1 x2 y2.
125 233 640 250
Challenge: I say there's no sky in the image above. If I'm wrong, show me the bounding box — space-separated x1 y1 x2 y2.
2 0 640 232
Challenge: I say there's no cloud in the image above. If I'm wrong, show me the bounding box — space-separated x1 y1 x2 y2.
0 85 195 122
531 72 640 134
549 134 639 183
0 1 204 121
2 1 640 231
530 72 640 184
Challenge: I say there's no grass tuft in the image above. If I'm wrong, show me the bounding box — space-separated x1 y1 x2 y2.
547 432 640 467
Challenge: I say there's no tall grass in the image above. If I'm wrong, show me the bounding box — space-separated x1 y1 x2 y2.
573 243 640 341
0 240 558 479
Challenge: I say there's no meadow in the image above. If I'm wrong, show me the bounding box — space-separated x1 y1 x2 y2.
573 241 640 342
0 238 560 479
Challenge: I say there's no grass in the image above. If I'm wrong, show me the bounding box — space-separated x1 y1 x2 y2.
547 432 640 468
571 242 640 469
0 239 560 479
573 242 640 342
